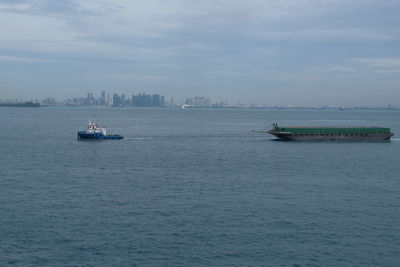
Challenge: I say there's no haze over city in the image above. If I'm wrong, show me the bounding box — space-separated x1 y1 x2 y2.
1 0 400 106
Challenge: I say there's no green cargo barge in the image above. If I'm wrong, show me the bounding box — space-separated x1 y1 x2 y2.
268 123 394 141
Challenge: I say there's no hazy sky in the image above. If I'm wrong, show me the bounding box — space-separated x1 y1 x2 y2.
1 0 399 105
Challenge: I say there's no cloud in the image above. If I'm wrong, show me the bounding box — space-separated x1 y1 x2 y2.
1 0 399 59
247 28 397 43
0 2 33 11
305 57 400 75
87 72 176 83
307 66 356 73
351 57 400 68
0 55 52 63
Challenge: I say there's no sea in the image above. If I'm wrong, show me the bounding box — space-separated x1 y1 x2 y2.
0 107 399 266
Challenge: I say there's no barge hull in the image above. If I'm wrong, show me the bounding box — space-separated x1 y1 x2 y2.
268 123 394 141
269 131 393 141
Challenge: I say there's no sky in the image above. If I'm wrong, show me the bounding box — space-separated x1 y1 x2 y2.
0 0 399 106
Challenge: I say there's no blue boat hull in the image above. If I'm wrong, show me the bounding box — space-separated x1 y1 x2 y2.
77 131 123 140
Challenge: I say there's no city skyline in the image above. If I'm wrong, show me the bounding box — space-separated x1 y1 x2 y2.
1 89 398 110
1 1 400 106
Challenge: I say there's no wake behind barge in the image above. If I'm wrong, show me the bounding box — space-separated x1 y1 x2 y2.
78 122 123 140
268 123 393 141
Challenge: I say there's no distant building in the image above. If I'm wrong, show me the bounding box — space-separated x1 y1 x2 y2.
100 91 106 105
112 92 165 107
131 93 165 107
185 96 211 107
41 97 56 106
56 91 165 107
152 94 161 107
113 93 122 107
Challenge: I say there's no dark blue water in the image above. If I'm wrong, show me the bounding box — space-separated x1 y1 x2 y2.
1 107 399 266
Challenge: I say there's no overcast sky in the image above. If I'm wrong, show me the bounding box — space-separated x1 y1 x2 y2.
1 0 399 105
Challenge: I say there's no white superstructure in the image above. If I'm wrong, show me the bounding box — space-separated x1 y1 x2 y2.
87 121 107 135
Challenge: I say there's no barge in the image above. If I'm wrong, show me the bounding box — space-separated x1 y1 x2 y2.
268 123 393 141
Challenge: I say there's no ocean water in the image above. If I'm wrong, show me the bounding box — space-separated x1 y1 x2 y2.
0 107 399 266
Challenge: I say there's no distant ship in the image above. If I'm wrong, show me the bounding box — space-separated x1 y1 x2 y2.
268 123 393 141
0 102 40 107
77 121 123 140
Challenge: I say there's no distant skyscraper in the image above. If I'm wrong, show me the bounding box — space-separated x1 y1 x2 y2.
131 95 136 107
113 93 121 107
100 91 106 105
86 92 95 105
152 94 161 107
185 96 211 107
107 94 112 106
108 92 166 107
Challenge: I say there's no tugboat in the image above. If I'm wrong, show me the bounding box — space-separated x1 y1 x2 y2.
77 121 123 140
